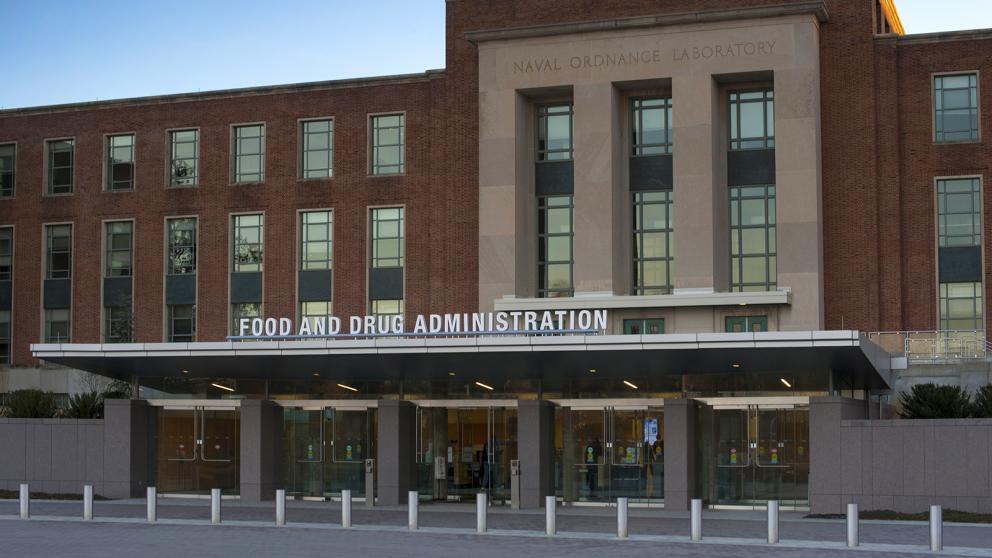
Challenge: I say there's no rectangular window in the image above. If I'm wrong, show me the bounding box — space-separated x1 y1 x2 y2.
0 227 11 281
633 191 673 295
937 177 984 331
370 114 405 175
167 218 197 275
937 177 981 247
231 302 261 335
370 207 404 268
537 104 574 161
44 308 70 343
167 304 196 342
726 315 768 332
232 214 263 272
729 89 774 150
169 129 199 186
730 185 776 292
623 318 665 335
104 306 132 343
105 221 133 277
538 195 574 297
301 300 332 330
300 210 333 270
0 144 14 198
106 134 135 191
45 224 72 279
0 310 9 363
371 299 403 317
47 139 74 194
631 98 672 156
233 124 265 183
935 73 980 142
301 119 334 178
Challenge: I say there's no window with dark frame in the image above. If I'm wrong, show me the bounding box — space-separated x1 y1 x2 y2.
726 315 768 332
231 302 261 335
47 139 74 194
937 177 984 331
106 134 135 191
300 211 333 270
935 73 980 142
104 306 132 343
631 97 672 156
0 310 9 364
45 224 71 279
370 114 405 175
167 218 197 275
105 221 133 277
0 144 14 198
301 120 334 179
168 304 196 342
632 191 673 295
729 89 774 150
537 104 573 161
730 185 776 292
538 195 574 298
369 207 404 316
232 214 263 273
169 130 199 187
44 308 70 343
623 318 665 335
0 227 11 281
233 124 265 183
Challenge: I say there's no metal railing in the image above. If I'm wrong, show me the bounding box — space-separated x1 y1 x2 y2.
867 330 988 362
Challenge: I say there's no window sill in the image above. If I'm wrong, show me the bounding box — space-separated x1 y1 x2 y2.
102 189 134 194
367 172 407 178
297 176 334 183
933 139 982 145
167 184 199 189
230 181 265 186
43 192 74 197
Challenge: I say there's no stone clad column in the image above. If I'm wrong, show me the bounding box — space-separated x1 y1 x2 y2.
663 398 699 510
103 399 155 499
517 400 555 508
239 400 282 502
377 400 417 505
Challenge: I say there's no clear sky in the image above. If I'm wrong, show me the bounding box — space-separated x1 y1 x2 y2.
0 0 989 110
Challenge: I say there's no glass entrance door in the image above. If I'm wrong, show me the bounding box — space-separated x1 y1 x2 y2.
156 407 239 494
283 406 376 499
708 405 809 508
561 407 664 504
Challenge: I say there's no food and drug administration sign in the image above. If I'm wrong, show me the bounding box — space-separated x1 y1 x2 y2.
230 309 608 340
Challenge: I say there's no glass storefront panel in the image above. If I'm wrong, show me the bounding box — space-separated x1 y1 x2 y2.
282 406 376 499
155 407 239 494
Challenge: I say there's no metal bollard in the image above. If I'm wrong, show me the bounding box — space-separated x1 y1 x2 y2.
847 503 859 547
690 498 703 541
147 486 157 522
19 483 29 519
617 497 629 538
276 489 286 526
767 500 779 544
546 496 556 535
342 490 352 528
930 505 943 552
477 493 488 533
408 491 419 530
211 488 221 524
83 485 94 520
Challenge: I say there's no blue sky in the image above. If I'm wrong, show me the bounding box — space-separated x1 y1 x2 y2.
0 0 988 110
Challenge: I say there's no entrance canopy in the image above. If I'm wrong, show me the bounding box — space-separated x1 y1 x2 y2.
32 330 893 390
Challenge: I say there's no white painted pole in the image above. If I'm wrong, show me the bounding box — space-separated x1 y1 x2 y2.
690 498 703 541
275 489 286 526
19 483 29 519
617 497 629 538
83 485 93 520
846 503 859 547
930 505 943 552
767 500 779 544
476 493 488 533
341 490 352 528
210 488 221 524
408 491 419 530
545 496 556 535
146 486 157 522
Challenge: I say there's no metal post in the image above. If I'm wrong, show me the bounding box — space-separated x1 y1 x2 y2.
510 459 521 510
275 489 286 526
83 485 93 520
211 488 221 524
545 496 556 535
767 500 779 544
617 497 629 538
930 505 943 552
364 459 375 508
408 491 419 530
846 503 859 547
690 498 703 541
146 486 157 522
19 483 28 519
342 490 352 528
477 493 488 533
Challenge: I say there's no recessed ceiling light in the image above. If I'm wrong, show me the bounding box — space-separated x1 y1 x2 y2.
475 381 494 391
738 302 747 306
623 380 638 390
313 373 319 377
780 378 792 388
589 368 597 373
337 383 358 392
448 371 456 376
210 382 234 392
181 369 189 374
731 363 741 368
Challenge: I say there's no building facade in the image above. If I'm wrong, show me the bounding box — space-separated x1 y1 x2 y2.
1 0 991 510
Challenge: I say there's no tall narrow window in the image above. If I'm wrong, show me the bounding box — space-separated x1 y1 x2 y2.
631 98 672 155
0 310 9 363
44 308 70 343
169 129 199 186
935 73 979 142
633 191 673 294
168 304 196 342
103 221 133 343
538 195 574 297
729 89 774 150
0 227 11 281
937 177 984 331
537 104 574 161
46 224 72 279
106 134 135 191
233 124 265 183
730 185 776 292
369 207 404 316
232 214 264 272
167 218 197 275
105 221 133 277
301 119 334 178
370 114 405 175
301 211 333 270
47 139 74 194
0 144 14 198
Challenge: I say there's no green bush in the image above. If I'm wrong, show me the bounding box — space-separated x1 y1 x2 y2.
974 384 992 418
898 383 974 419
6 389 58 418
65 391 105 419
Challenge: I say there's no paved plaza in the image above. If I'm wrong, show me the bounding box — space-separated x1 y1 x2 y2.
2 499 992 557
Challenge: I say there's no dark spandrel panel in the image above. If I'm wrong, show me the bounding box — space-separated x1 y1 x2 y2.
299 270 333 302
369 266 403 301
629 155 673 191
0 281 10 310
43 278 71 309
230 272 263 304
939 245 983 283
727 149 775 186
535 160 574 195
166 273 197 305
103 277 133 308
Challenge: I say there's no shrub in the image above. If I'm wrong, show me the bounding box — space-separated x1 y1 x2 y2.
898 383 974 419
65 391 105 419
6 389 58 418
974 384 992 418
